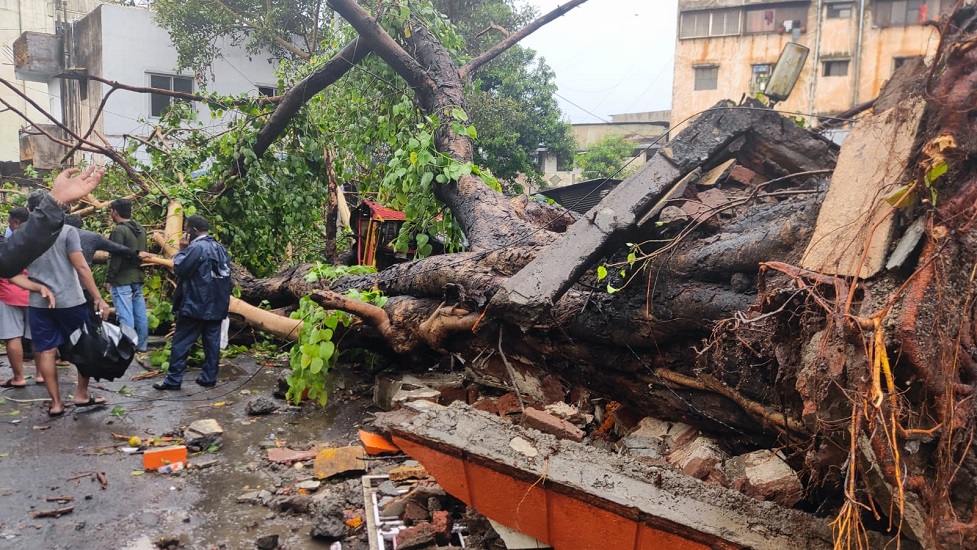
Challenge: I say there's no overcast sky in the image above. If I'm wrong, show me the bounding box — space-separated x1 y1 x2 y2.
518 0 678 124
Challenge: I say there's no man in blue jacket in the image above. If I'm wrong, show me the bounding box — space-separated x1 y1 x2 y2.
153 215 231 390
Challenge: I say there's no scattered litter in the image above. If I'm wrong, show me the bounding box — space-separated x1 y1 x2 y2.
143 445 188 471
157 462 185 474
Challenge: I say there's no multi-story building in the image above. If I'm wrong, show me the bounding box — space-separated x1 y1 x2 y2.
0 0 107 175
9 3 277 170
671 0 950 134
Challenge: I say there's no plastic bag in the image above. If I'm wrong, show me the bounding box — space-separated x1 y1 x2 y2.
63 319 138 381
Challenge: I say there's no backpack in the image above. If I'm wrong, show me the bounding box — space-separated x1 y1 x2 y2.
63 319 138 382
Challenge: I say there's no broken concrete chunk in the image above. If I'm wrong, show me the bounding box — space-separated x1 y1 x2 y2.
310 501 346 541
657 205 689 226
246 396 279 416
732 449 803 507
388 464 429 481
667 435 729 481
509 436 539 458
184 419 223 452
295 480 321 491
801 98 926 278
885 216 927 271
728 164 757 185
374 372 463 411
312 447 366 480
255 534 279 550
488 518 551 549
522 408 584 442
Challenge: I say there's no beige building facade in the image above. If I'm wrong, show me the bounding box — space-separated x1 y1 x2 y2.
0 0 107 172
671 0 949 132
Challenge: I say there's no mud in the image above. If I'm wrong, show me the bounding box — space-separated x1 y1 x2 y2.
0 351 373 549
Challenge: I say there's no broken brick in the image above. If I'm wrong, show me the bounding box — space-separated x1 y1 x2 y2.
431 510 452 545
540 375 565 404
472 398 498 415
395 522 436 550
402 499 429 522
497 393 522 416
522 407 584 442
728 164 757 185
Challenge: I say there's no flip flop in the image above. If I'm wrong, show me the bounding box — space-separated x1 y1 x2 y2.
0 379 27 389
73 396 108 408
47 407 65 418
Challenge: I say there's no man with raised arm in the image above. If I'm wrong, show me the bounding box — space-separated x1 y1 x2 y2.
0 166 105 278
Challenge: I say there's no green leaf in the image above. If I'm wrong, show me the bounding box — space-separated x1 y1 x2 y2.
450 108 468 121
925 161 948 184
132 470 145 476
597 266 608 281
309 357 324 374
607 284 621 294
884 184 915 208
319 341 335 362
110 406 125 417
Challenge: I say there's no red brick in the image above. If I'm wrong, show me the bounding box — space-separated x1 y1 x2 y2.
431 510 453 545
497 393 522 416
522 407 585 442
540 375 565 404
728 164 757 185
472 398 498 415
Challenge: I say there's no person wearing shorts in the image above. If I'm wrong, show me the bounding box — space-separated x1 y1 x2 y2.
12 216 109 417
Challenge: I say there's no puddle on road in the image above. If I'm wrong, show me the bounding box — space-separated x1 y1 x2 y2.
174 358 372 549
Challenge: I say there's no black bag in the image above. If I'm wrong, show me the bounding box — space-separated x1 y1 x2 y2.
63 319 138 381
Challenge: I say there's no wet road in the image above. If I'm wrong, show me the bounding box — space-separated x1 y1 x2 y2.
0 353 371 549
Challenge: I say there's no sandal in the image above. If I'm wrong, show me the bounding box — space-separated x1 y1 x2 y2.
0 378 26 389
74 396 108 408
47 407 65 418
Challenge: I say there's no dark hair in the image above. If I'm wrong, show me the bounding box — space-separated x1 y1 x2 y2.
185 214 209 234
8 206 29 224
27 190 47 211
64 214 83 229
110 198 132 218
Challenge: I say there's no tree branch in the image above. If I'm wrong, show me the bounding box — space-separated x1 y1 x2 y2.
459 0 589 80
211 0 311 60
210 36 371 193
327 0 437 95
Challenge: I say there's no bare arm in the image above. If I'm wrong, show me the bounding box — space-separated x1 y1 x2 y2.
10 274 55 308
69 250 108 319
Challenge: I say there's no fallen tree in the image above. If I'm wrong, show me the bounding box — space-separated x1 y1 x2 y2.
8 0 977 545
225 4 977 547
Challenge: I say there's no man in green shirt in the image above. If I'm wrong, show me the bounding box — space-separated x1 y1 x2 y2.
105 199 148 353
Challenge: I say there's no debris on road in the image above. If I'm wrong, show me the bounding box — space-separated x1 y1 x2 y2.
312 447 366 480
183 419 223 451
31 506 74 518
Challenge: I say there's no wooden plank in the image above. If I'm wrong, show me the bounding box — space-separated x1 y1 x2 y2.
801 99 926 278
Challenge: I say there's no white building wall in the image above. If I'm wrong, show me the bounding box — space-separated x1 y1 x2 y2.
96 5 278 152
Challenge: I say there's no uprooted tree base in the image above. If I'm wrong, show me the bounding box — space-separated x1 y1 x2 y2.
229 8 977 548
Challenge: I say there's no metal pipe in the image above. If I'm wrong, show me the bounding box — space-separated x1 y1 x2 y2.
852 0 866 108
809 0 824 124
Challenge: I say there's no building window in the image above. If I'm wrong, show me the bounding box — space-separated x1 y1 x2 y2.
823 59 850 77
149 74 193 117
679 9 740 38
873 0 938 27
694 66 719 91
744 6 808 34
750 64 773 94
893 55 923 71
826 2 853 18
257 85 277 97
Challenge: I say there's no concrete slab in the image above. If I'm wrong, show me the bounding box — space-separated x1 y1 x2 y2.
801 99 926 278
384 402 838 550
